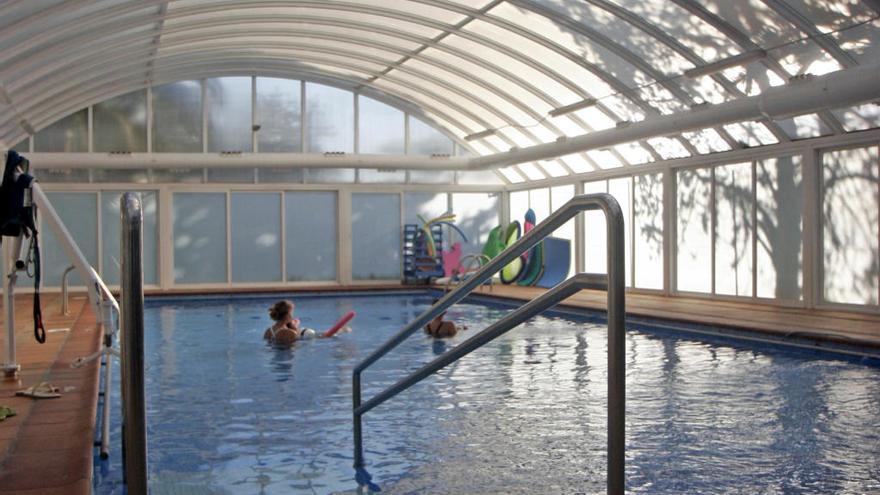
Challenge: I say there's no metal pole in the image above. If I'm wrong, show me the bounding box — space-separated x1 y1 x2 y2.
60 265 75 315
120 192 147 494
603 198 626 495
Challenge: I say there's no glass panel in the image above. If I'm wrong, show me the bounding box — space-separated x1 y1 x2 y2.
715 163 753 297
41 192 97 287
509 191 529 231
456 170 503 185
774 114 832 140
173 193 227 284
822 147 879 305
583 180 607 274
207 77 252 152
410 170 455 184
93 90 147 152
677 168 712 293
34 109 87 152
358 168 406 184
358 96 404 154
451 192 500 259
306 83 353 153
634 173 663 290
550 184 576 277
101 191 158 286
207 168 255 183
609 178 632 287
256 77 302 152
285 191 337 281
34 168 89 183
231 193 281 283
518 163 545 181
527 188 550 223
11 137 29 152
151 168 203 183
498 167 525 183
258 168 303 183
756 156 802 300
538 160 569 178
152 81 202 152
306 168 355 183
404 193 448 226
831 104 880 132
352 193 400 280
91 169 149 183
408 116 454 155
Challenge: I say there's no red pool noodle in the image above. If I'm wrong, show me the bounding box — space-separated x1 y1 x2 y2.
323 310 356 337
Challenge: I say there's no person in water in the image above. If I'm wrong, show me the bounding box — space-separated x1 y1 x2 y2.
264 300 302 345
264 300 352 345
424 299 466 338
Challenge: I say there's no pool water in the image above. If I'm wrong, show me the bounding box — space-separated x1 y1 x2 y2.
94 292 880 494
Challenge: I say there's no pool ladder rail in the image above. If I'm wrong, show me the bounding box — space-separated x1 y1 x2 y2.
352 193 626 495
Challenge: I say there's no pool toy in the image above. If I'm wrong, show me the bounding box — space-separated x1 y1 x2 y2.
481 225 505 260
535 237 571 288
517 210 545 286
442 242 462 278
403 213 468 284
323 310 356 337
499 221 524 284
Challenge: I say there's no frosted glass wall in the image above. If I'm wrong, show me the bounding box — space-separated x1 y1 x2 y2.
822 146 879 305
231 193 281 282
352 193 400 280
756 156 802 300
257 78 302 152
173 193 227 284
306 83 354 153
677 168 712 293
633 174 663 290
551 185 576 277
34 109 88 152
582 181 607 275
153 81 202 152
715 163 753 297
409 116 454 155
100 191 158 286
93 91 147 152
207 77 253 152
451 193 500 258
359 96 404 154
404 193 447 226
285 191 337 281
41 193 98 287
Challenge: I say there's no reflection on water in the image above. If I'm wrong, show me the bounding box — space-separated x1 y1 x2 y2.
95 294 880 494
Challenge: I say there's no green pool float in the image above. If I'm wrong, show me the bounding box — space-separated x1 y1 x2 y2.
499 221 524 284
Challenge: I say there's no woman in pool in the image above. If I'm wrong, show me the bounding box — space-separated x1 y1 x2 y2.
424 299 466 338
264 300 302 345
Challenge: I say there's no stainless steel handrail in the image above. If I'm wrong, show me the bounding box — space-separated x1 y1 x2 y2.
60 264 75 315
120 192 147 494
352 193 625 494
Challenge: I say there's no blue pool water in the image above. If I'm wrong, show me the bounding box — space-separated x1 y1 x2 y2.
94 292 880 494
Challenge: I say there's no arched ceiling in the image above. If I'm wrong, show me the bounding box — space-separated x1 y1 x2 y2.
1 0 878 181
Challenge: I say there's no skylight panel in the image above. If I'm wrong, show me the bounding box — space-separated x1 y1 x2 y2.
834 20 880 66
831 104 880 132
560 154 595 174
637 85 690 115
497 127 539 149
723 122 779 147
781 0 876 33
774 114 833 140
537 160 569 178
518 163 546 181
696 0 799 47
549 114 593 137
498 166 525 183
614 142 653 165
371 79 485 133
570 107 616 131
682 129 733 154
587 149 624 169
646 137 691 160
773 40 843 77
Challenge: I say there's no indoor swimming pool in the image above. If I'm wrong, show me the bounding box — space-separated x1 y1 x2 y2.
94 292 880 494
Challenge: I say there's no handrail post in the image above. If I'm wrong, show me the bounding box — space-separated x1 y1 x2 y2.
60 265 75 315
120 192 147 494
604 198 626 495
2 238 23 377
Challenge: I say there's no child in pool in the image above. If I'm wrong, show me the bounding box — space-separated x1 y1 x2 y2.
424 299 466 338
264 300 352 345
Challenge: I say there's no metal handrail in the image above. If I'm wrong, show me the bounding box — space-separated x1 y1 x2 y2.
120 192 147 494
60 264 75 315
353 193 625 494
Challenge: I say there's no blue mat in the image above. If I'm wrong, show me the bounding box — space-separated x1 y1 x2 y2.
536 237 571 289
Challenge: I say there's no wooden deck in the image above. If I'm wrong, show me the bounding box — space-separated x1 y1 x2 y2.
471 284 880 350
0 294 99 495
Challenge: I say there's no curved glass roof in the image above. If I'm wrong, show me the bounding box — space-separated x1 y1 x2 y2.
1 0 877 181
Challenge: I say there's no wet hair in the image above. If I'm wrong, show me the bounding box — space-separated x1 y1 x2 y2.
269 300 293 322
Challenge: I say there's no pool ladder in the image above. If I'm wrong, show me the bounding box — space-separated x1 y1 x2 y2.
352 193 627 495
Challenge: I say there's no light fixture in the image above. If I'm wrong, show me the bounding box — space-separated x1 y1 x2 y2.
464 129 496 141
548 98 598 117
684 49 767 79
